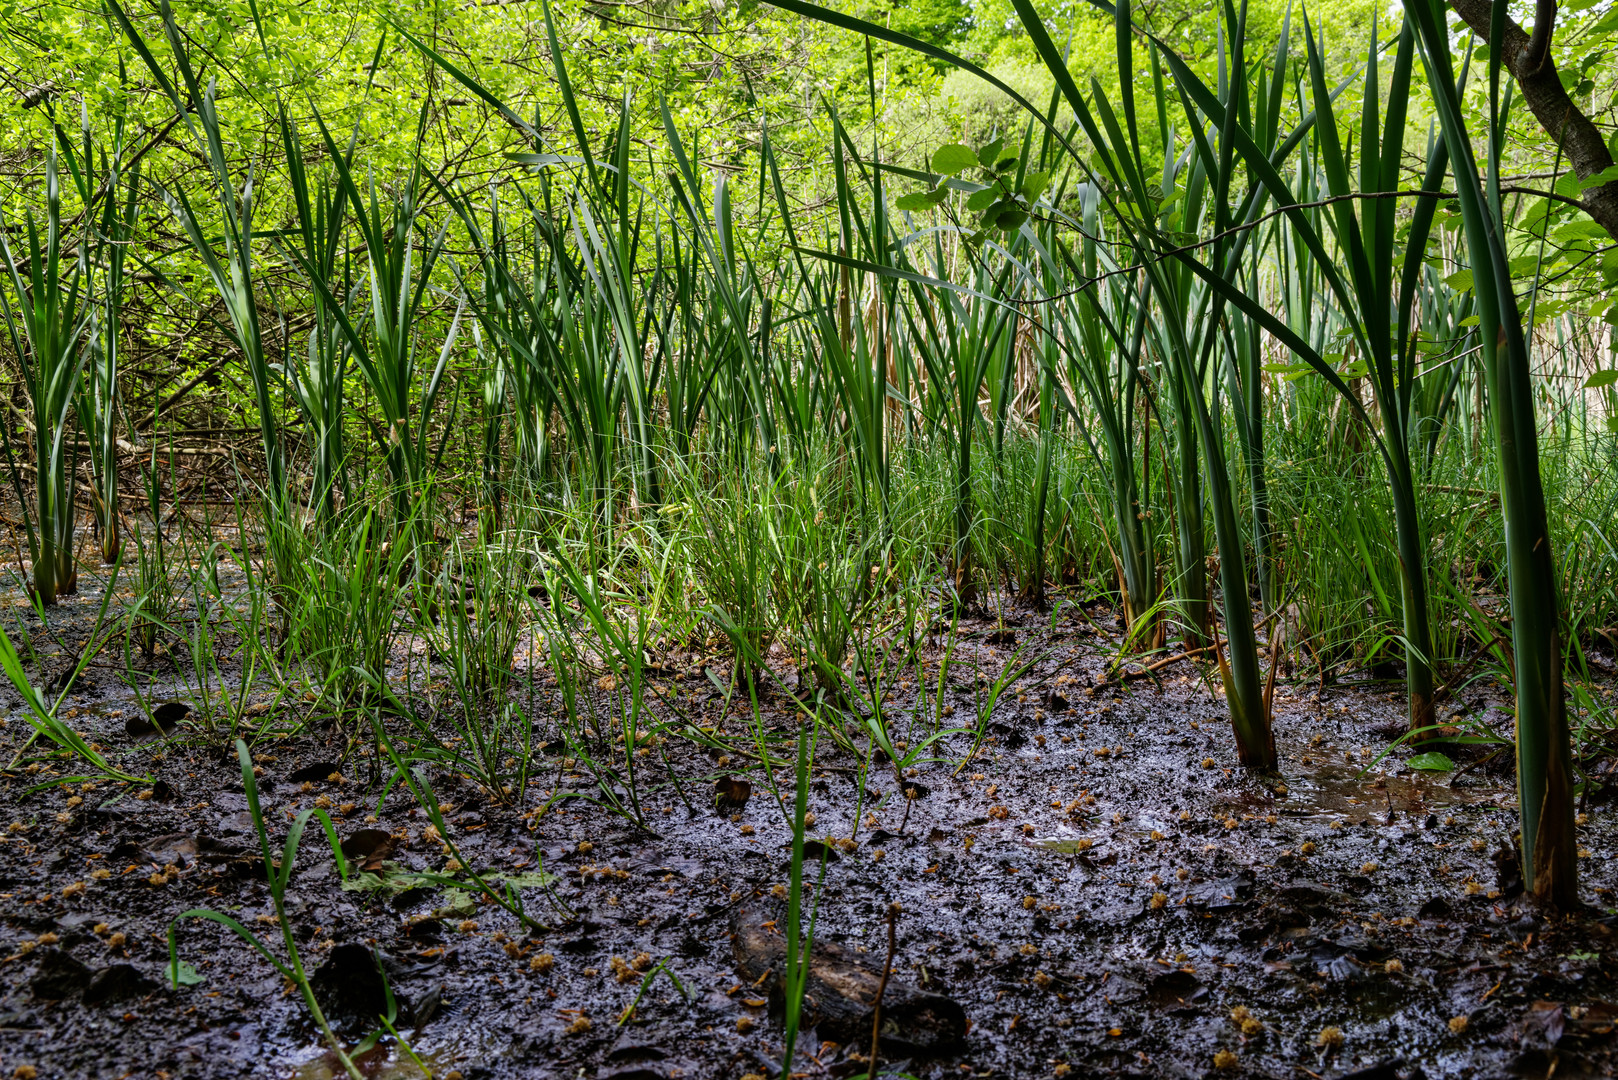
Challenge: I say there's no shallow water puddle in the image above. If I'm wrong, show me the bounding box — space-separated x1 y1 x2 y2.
1029 838 1104 856
1283 757 1512 818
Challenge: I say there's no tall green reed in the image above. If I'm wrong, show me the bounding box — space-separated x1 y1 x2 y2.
0 142 89 605
313 111 460 539
110 0 289 515
278 109 354 527
1403 0 1577 906
64 100 140 566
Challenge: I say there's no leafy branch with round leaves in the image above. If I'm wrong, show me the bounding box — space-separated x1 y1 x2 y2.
897 139 1050 241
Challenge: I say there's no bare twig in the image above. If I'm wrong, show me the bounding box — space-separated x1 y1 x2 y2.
867 903 899 1079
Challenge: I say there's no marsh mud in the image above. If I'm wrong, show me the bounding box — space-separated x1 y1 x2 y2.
1 586 1616 1080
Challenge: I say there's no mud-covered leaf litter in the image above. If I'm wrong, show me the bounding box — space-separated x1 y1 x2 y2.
1 596 1615 1080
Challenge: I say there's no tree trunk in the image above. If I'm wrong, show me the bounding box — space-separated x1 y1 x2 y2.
1447 0 1618 241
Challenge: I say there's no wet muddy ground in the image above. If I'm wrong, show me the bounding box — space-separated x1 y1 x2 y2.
1 582 1616 1080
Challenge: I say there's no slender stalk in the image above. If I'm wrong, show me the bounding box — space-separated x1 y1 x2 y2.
1404 0 1576 906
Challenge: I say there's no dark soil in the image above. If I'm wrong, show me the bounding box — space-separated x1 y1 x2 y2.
2 588 1617 1080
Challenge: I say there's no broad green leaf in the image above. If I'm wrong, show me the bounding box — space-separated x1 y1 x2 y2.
1532 299 1569 325
438 889 478 915
340 861 435 896
495 870 559 888
1510 254 1547 277
1443 269 1473 292
1406 752 1454 772
976 138 1005 169
1585 370 1618 389
1578 164 1618 191
1553 220 1607 243
895 187 947 212
991 208 1029 231
965 187 1000 213
930 144 978 175
172 960 206 986
1020 170 1050 203
1521 198 1555 233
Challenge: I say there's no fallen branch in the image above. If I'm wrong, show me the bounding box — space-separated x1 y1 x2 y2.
1092 643 1221 690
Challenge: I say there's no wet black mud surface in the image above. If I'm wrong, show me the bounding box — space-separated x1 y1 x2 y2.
2 590 1617 1080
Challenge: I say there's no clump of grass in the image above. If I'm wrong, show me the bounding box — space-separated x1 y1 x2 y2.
165 741 358 1078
